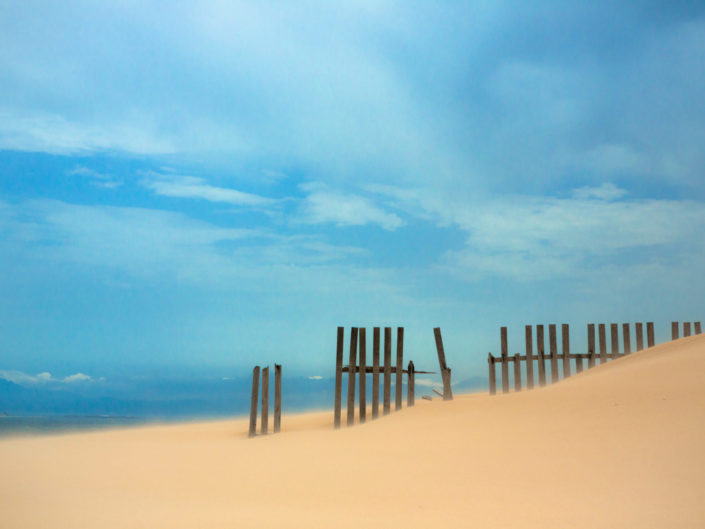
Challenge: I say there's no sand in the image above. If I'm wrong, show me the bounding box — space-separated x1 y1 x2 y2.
2 334 705 528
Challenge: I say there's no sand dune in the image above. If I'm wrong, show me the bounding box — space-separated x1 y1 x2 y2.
2 335 705 528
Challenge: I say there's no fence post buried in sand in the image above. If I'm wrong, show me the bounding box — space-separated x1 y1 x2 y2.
383 327 392 415
261 366 269 434
587 324 596 369
359 328 367 424
488 354 496 395
395 327 404 411
500 327 509 393
334 327 344 428
610 324 619 359
562 324 570 379
513 353 521 392
249 366 260 438
372 327 380 419
695 322 702 335
549 324 558 383
635 323 644 351
525 325 534 390
274 364 282 433
537 325 546 387
598 324 607 364
407 361 415 407
623 323 631 355
347 327 358 427
684 322 691 337
672 322 679 340
434 327 453 400
646 322 655 347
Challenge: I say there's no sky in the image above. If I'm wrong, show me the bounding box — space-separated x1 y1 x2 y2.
1 2 705 413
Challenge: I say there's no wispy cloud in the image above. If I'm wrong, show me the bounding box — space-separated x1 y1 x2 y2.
68 165 123 189
141 172 276 208
300 183 403 230
0 370 97 386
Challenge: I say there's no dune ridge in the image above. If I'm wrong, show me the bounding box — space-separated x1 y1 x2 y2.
2 334 705 528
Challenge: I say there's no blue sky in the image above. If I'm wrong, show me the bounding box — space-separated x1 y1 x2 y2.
1 2 705 409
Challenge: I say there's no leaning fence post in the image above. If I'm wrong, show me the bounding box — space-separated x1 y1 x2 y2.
359 328 367 424
549 324 558 383
249 366 260 438
537 325 546 386
684 322 692 337
646 322 655 347
434 327 453 400
599 324 607 363
513 353 522 392
635 322 644 351
334 327 344 428
274 364 282 433
407 361 415 407
488 353 496 395
672 321 679 340
587 324 596 369
562 324 570 378
372 327 380 419
501 327 509 393
622 323 631 355
383 327 392 415
395 327 404 411
347 327 358 427
695 322 702 335
261 366 269 434
525 325 534 390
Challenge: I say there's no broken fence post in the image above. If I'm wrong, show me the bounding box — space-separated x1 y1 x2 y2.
434 327 453 400
488 353 496 395
274 364 282 433
407 360 415 407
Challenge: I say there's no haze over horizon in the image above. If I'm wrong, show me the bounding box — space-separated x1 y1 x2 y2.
1 2 704 414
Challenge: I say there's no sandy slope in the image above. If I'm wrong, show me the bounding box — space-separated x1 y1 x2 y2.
2 335 705 528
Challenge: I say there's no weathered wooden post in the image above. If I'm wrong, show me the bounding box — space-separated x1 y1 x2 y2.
622 323 631 354
635 322 644 351
695 322 702 335
562 324 570 378
249 366 260 438
587 323 596 368
334 327 344 429
383 327 392 415
671 321 679 340
513 353 522 392
525 325 534 390
488 353 496 395
407 361 415 407
347 327 358 426
395 327 404 411
646 322 655 347
434 327 453 400
372 327 380 419
549 324 558 383
274 364 282 433
610 324 619 359
599 324 607 363
500 327 509 393
537 324 546 386
684 322 692 337
359 328 367 424
261 366 269 434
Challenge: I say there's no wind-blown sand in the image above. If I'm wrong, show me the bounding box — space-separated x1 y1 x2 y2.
2 335 705 528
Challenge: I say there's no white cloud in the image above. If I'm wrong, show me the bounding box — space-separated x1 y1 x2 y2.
300 184 404 230
68 165 123 189
141 173 276 208
571 183 627 201
0 370 95 385
308 375 323 380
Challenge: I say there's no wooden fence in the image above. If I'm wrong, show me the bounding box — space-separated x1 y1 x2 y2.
488 322 659 395
249 364 282 437
333 326 451 428
671 321 703 339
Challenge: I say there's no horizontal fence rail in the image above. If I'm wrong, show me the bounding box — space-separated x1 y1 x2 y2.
488 321 700 396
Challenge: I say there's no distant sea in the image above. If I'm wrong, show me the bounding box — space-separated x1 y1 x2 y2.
0 415 165 437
